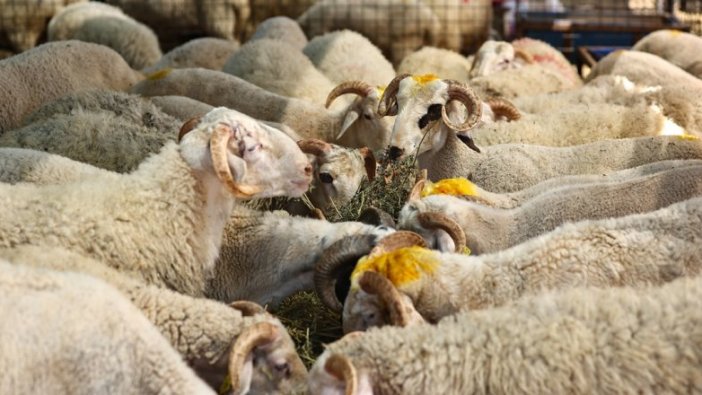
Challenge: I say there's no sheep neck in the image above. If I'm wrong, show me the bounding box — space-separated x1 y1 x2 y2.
419 130 481 181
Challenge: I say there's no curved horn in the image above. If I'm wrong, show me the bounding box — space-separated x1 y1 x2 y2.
315 235 378 311
229 300 268 317
417 212 466 253
514 48 535 64
358 271 412 327
358 147 376 181
378 73 411 116
210 123 261 198
297 138 332 157
487 97 521 121
441 80 483 132
229 322 280 395
326 80 375 109
324 354 358 395
177 115 203 142
358 207 396 228
370 231 427 256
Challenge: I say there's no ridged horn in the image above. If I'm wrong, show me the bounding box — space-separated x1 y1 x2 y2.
229 322 280 395
358 271 411 327
417 212 466 253
378 73 411 116
487 97 521 121
358 147 376 181
229 300 268 317
514 48 535 64
369 231 427 256
177 115 203 142
210 123 261 198
297 138 332 157
314 235 378 311
441 80 483 132
326 80 375 109
358 207 396 228
324 354 358 395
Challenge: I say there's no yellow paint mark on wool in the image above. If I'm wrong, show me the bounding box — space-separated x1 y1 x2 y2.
677 134 700 141
421 178 479 198
412 74 439 86
146 68 172 80
376 85 386 97
668 29 683 37
351 246 439 288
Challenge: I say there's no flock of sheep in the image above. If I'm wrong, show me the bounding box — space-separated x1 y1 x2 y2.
1 0 702 394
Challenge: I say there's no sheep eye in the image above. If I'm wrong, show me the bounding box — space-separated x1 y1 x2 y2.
419 104 443 129
274 362 291 378
247 143 261 153
319 172 334 183
363 112 373 120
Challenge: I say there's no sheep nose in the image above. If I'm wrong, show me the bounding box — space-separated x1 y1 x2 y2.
388 146 404 161
304 163 313 176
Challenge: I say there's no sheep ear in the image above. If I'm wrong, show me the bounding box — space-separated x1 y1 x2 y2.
177 115 203 142
408 179 425 202
337 111 360 140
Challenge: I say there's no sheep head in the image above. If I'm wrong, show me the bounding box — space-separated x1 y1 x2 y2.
326 80 395 151
469 40 534 78
299 139 377 211
178 107 313 200
379 74 483 161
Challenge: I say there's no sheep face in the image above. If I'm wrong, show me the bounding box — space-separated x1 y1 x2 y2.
469 40 533 78
383 75 483 160
179 107 313 199
307 145 375 210
398 199 458 252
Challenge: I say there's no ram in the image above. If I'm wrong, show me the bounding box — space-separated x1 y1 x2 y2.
309 273 702 394
315 195 702 332
143 37 240 75
249 16 308 51
632 29 702 79
1 245 307 394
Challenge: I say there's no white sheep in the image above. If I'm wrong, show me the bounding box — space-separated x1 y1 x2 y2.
398 163 702 254
0 260 215 395
150 95 216 122
302 29 396 87
296 0 441 65
47 1 162 70
103 0 250 46
248 16 308 50
632 29 702 79
309 272 702 394
142 37 241 75
0 107 313 297
397 46 473 82
0 0 86 52
132 68 394 150
0 40 142 134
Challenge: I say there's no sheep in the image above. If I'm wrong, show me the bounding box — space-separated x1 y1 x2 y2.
397 46 473 82
0 145 393 308
469 63 577 99
0 107 313 297
0 110 181 173
302 29 396 87
222 38 342 107
317 193 702 332
1 245 308 394
246 0 316 39
585 50 702 136
150 95 215 122
296 0 441 65
469 38 581 84
47 1 162 70
131 68 394 150
0 260 216 395
0 0 86 52
380 74 683 162
0 40 142 134
142 37 241 75
632 29 702 79
398 163 702 254
309 272 702 394
103 0 250 49
415 159 702 209
248 16 308 50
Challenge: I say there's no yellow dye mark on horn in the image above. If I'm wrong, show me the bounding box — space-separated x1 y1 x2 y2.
677 134 700 141
412 73 439 85
146 68 172 80
351 246 438 288
421 178 479 198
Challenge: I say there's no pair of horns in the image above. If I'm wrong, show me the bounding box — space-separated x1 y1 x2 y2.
378 74 483 132
326 80 376 109
297 139 377 182
179 115 260 198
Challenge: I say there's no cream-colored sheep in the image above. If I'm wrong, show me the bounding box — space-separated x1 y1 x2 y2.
248 16 308 50
632 29 702 78
142 37 240 75
397 46 473 82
